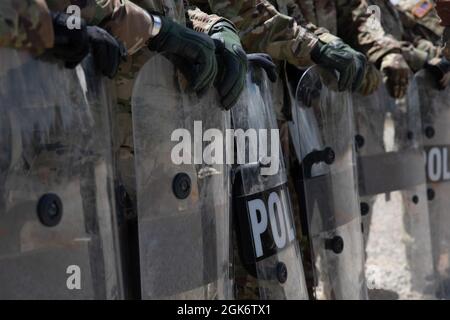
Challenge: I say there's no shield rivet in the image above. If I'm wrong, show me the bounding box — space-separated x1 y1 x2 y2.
323 147 335 165
325 236 344 254
276 262 288 284
412 195 419 204
360 202 370 216
37 193 63 227
425 126 435 139
172 173 191 199
407 131 414 140
427 188 435 201
355 134 365 150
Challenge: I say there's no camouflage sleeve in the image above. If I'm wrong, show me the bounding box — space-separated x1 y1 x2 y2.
100 1 154 55
284 0 340 44
394 0 443 70
187 7 229 33
203 0 319 67
0 0 54 55
335 0 402 65
46 0 154 55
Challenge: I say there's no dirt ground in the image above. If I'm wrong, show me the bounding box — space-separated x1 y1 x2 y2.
365 192 427 300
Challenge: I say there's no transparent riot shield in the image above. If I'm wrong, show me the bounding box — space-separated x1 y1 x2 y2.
290 66 367 300
413 69 450 299
231 67 309 300
0 49 123 299
131 54 231 299
354 78 435 298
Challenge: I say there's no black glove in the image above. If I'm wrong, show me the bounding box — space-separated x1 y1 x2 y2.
86 26 127 78
297 79 322 108
51 12 126 78
425 57 450 90
311 39 367 92
210 20 248 110
50 11 89 68
149 16 217 93
247 53 277 82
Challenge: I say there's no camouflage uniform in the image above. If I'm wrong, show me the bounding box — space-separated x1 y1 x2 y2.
0 0 54 55
337 0 441 73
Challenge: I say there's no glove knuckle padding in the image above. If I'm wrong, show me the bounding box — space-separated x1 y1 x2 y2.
219 53 239 96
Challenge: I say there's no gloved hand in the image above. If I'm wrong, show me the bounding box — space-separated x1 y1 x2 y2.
50 11 89 68
425 57 450 89
148 16 217 94
86 26 127 78
358 63 382 96
210 20 248 110
247 53 277 82
51 12 126 78
380 53 410 98
311 39 367 92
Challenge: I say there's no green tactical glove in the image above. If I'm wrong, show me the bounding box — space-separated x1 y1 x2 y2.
311 39 367 92
148 16 218 93
209 20 248 110
380 53 410 99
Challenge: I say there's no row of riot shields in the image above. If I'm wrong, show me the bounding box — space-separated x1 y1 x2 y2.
290 64 450 300
0 48 370 300
5 45 450 300
352 67 450 300
0 50 312 300
0 50 233 300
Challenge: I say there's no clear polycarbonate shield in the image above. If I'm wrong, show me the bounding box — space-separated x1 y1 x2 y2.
413 69 450 299
0 49 123 299
131 54 231 299
352 85 392 246
231 67 309 300
290 66 367 300
353 78 435 298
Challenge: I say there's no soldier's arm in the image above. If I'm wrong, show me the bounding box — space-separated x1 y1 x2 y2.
335 0 403 66
0 0 54 55
395 2 443 71
191 0 319 67
47 0 155 55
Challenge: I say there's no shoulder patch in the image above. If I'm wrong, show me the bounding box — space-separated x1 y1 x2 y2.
412 0 433 18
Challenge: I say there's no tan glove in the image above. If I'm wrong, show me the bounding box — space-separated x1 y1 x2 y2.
380 53 410 98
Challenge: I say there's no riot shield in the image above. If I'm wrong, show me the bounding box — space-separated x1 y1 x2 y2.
231 67 309 300
131 55 231 299
413 69 450 299
354 78 435 298
0 49 123 299
290 66 367 300
352 85 390 246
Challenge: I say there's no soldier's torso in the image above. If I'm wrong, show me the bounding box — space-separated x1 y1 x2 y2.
396 0 443 41
275 0 337 34
368 0 404 40
133 0 186 23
